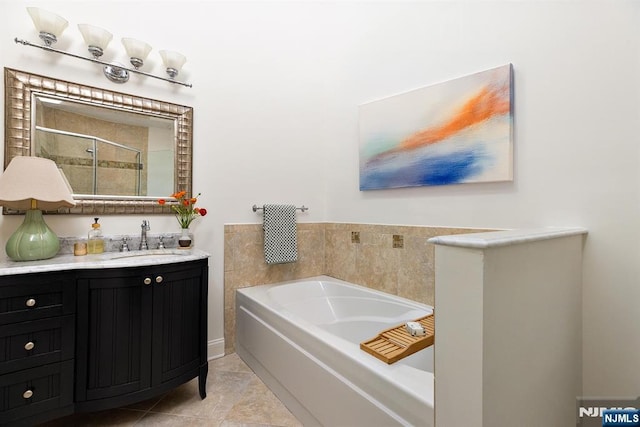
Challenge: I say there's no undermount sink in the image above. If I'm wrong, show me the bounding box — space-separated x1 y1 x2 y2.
109 249 190 260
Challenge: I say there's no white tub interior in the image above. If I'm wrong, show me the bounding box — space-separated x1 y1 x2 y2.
236 276 434 427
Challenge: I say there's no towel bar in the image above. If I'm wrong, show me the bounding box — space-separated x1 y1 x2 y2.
252 204 309 213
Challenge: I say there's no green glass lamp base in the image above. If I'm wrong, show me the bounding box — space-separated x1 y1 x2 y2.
6 209 60 261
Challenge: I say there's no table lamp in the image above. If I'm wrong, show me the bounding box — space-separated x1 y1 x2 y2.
0 157 75 261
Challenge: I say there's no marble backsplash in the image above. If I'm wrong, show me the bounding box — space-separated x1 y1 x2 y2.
224 222 491 354
58 232 186 254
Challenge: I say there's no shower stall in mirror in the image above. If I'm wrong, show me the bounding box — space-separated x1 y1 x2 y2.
5 68 190 215
34 126 144 196
30 92 176 200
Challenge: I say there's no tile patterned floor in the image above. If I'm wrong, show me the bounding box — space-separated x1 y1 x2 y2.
40 353 302 426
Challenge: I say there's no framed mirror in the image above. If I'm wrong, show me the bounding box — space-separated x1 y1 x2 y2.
4 68 193 215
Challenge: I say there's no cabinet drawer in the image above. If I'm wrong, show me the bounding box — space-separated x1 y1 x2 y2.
0 316 75 375
0 276 75 325
136 264 204 287
0 360 73 424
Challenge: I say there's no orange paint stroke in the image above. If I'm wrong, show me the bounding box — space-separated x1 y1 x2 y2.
399 85 510 151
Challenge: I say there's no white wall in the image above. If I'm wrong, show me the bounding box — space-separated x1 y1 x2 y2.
1 0 638 397
321 1 640 398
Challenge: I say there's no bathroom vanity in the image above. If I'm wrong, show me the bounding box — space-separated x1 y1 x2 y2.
0 249 209 426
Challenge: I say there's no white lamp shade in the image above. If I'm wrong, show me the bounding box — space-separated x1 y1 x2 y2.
121 38 152 60
27 7 68 37
0 157 75 211
159 50 187 72
78 24 113 50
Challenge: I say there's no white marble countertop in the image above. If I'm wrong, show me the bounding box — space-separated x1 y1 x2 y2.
0 248 210 276
427 227 588 249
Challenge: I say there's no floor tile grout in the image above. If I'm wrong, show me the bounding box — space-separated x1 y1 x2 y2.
38 353 301 427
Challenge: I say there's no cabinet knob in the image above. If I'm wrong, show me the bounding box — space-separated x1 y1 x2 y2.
25 298 36 307
24 341 35 351
144 277 152 285
23 389 33 399
155 276 163 284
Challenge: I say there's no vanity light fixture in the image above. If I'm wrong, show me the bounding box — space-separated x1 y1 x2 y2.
121 37 152 69
15 7 192 88
77 24 113 59
159 50 187 79
0 157 76 262
26 7 69 47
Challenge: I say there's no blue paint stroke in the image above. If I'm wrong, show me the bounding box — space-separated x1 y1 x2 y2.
360 145 488 190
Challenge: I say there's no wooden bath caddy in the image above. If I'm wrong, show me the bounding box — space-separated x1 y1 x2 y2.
360 314 434 364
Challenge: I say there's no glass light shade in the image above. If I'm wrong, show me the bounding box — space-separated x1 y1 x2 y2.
159 50 187 74
122 37 152 65
27 7 68 45
78 24 113 52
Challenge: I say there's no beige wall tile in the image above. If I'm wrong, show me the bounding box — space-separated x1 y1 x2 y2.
224 222 491 353
223 223 326 352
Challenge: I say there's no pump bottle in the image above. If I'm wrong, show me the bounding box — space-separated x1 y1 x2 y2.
87 217 104 254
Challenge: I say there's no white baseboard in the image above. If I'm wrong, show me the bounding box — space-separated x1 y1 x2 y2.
208 338 225 360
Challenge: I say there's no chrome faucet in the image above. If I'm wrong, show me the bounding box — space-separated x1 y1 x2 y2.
140 220 150 250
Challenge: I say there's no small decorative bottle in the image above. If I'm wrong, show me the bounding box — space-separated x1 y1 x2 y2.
87 217 104 254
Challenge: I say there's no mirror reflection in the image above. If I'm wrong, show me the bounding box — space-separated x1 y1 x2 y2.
4 68 193 215
33 96 175 197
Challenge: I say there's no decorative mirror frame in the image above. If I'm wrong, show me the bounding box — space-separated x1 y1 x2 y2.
4 68 193 215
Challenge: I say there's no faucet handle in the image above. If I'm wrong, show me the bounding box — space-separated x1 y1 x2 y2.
121 236 130 252
158 236 165 249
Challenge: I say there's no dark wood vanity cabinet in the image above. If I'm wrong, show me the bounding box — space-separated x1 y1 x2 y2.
0 258 208 426
0 272 76 426
75 259 208 411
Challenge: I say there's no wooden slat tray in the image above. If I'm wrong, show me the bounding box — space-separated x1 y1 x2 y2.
360 314 434 364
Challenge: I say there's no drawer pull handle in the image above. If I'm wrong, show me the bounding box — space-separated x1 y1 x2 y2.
155 275 163 284
26 298 36 307
23 390 33 399
144 277 152 285
24 342 35 351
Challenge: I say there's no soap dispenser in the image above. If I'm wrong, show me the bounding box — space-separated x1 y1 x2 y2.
87 217 104 254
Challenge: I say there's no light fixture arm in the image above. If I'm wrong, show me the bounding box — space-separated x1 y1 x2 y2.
14 37 192 88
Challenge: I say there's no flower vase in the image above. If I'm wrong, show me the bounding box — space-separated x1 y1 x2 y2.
178 228 192 248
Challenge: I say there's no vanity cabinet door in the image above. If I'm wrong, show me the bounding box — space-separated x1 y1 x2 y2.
75 271 153 402
76 259 208 408
151 261 208 388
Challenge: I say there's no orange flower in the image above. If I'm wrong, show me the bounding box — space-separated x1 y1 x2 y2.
165 191 206 228
158 199 166 205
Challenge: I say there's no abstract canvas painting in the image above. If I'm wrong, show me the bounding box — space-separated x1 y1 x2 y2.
359 64 513 190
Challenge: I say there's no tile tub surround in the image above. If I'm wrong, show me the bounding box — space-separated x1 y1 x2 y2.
224 222 490 354
224 223 325 354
